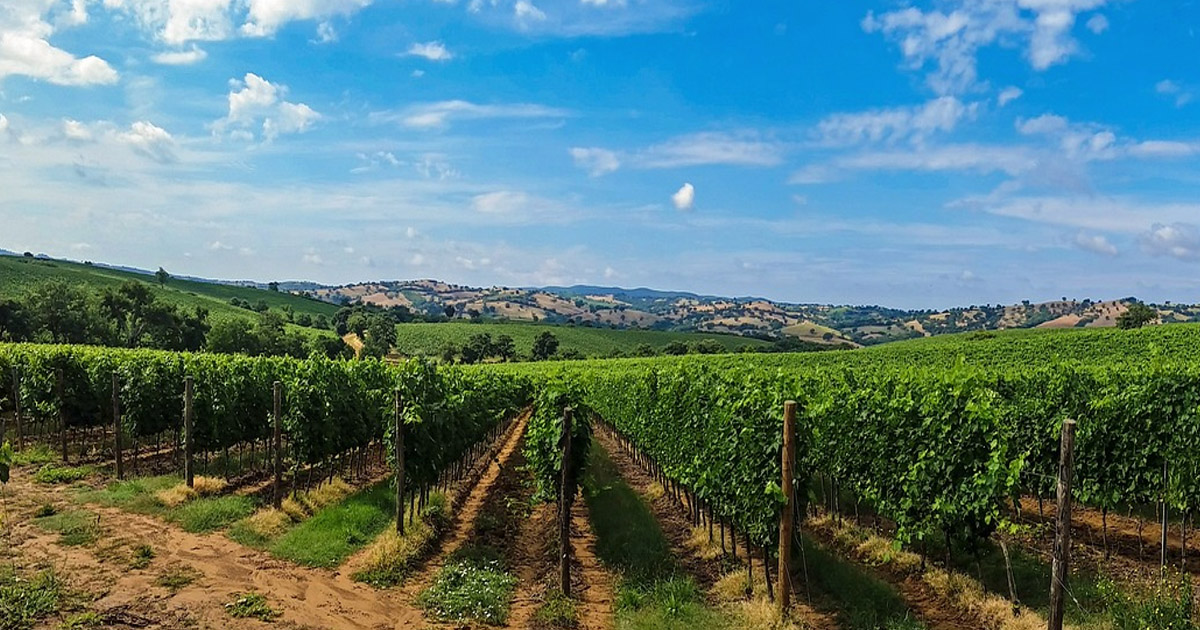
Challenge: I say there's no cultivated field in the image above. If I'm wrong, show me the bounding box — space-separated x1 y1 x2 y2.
1 324 1198 630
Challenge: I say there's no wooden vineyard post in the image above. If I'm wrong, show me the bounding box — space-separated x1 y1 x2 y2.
112 372 124 480
394 389 406 535
560 407 574 597
778 400 797 618
56 368 67 463
184 376 194 489
273 381 282 509
11 367 22 451
1048 419 1076 630
1161 460 1169 568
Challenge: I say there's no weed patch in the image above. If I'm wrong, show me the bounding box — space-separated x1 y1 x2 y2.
34 464 93 485
0 568 64 630
417 551 517 626
34 510 100 546
226 592 281 622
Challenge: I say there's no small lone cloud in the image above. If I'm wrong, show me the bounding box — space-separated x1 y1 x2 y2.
671 183 695 211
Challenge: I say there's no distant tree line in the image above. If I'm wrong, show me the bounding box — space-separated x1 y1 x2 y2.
0 279 349 360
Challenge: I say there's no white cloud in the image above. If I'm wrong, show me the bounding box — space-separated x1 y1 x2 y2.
1074 232 1117 256
1156 79 1193 107
302 250 323 264
1139 223 1200 260
816 97 976 146
119 121 176 163
378 100 568 130
998 86 1024 107
1128 141 1200 159
639 131 786 168
472 190 530 214
62 119 93 141
0 1 119 86
835 144 1038 176
514 0 546 22
1085 14 1108 34
214 73 319 141
406 41 453 61
863 1 1110 95
0 114 8 134
671 182 695 211
151 46 208 65
313 21 337 43
582 0 626 5
104 0 235 45
569 147 621 176
242 0 372 36
1017 113 1069 135
968 196 1200 234
210 240 233 250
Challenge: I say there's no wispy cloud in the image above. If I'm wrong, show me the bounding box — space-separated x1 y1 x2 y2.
405 41 453 61
374 100 569 130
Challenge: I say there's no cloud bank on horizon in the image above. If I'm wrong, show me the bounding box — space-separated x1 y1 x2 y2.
1 0 1198 308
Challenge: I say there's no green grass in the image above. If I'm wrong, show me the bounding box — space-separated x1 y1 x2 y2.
267 480 394 568
33 510 101 546
10 444 56 467
417 548 518 626
0 568 64 630
33 464 94 485
155 566 201 591
581 445 731 630
794 534 924 630
394 321 770 359
225 592 281 622
167 495 256 533
74 474 254 532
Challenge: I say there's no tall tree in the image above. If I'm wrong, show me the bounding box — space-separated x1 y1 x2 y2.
155 267 170 287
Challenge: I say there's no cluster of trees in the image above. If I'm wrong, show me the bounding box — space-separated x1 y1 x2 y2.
0 280 209 350
1117 302 1159 329
0 280 348 360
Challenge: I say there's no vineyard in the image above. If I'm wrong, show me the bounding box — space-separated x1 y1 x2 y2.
2 324 1200 629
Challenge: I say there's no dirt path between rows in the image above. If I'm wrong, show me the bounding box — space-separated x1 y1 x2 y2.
592 427 838 630
2 411 532 630
395 410 530 600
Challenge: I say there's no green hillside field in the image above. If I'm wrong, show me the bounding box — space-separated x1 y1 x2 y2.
393 321 772 358
0 255 339 325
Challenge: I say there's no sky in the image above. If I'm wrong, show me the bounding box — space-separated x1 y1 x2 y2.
1 0 1199 309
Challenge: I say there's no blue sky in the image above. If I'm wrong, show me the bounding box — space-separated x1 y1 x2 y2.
2 0 1199 308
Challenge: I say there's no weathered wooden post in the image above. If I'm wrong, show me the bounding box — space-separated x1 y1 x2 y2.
56 368 67 462
184 376 194 489
1161 460 1169 568
11 367 22 451
1048 419 1076 630
778 400 797 617
395 389 406 535
560 407 574 596
112 372 124 480
273 381 282 509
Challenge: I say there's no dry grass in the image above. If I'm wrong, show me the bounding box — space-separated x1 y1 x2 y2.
156 476 228 507
811 514 1046 630
280 497 308 522
242 509 292 539
728 596 811 630
923 568 1042 630
686 525 725 560
351 518 434 587
275 478 355 523
644 482 665 501
712 568 771 603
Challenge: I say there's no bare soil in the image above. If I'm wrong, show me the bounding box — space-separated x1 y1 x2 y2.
0 411 533 630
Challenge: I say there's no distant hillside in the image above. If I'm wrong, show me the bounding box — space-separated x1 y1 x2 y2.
0 253 339 328
7 249 1197 348
391 321 772 358
306 280 1200 346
